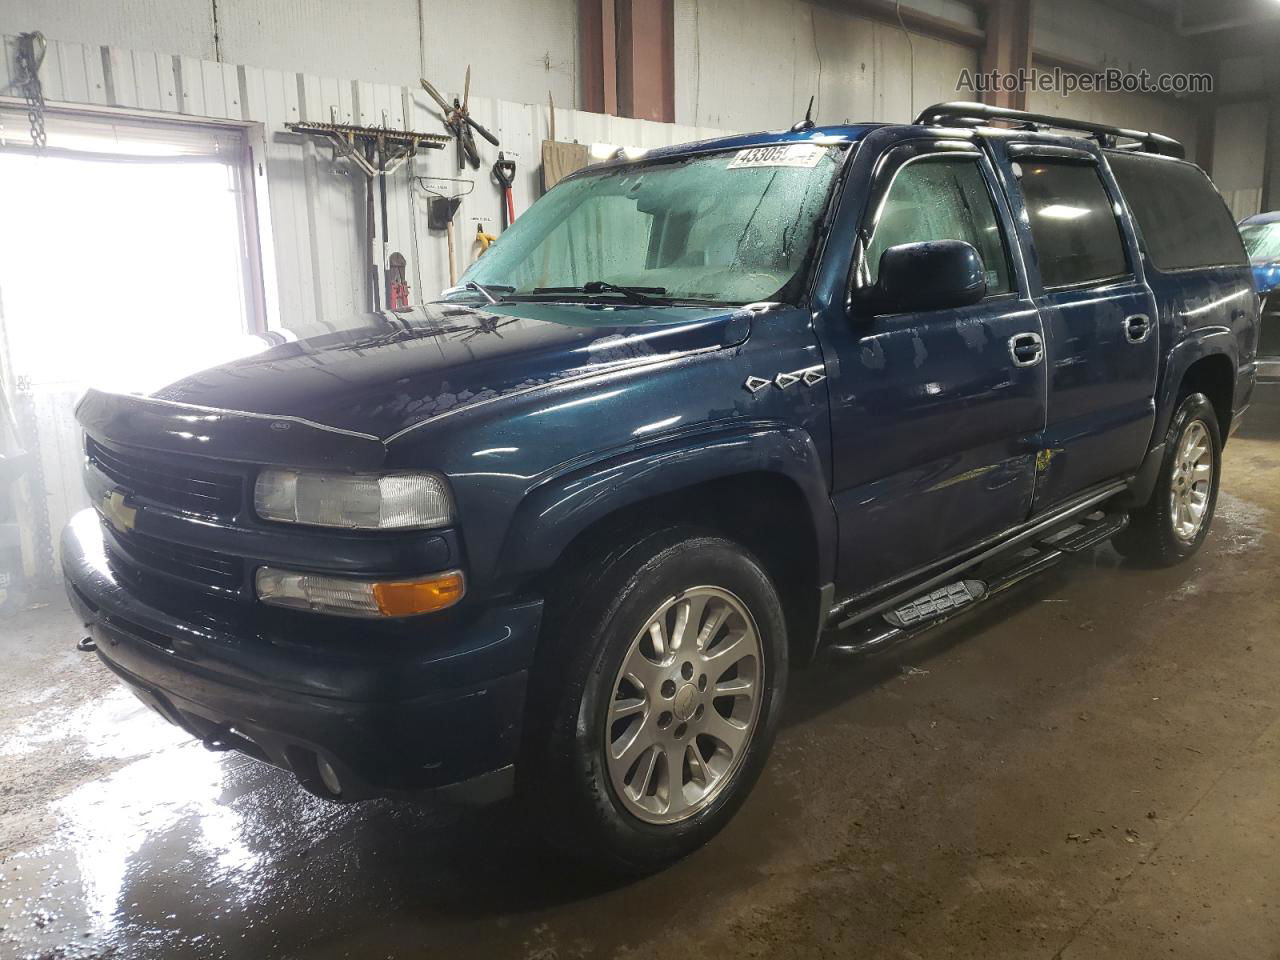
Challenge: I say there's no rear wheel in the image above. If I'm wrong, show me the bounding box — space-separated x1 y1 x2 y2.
523 529 788 874
1113 392 1222 565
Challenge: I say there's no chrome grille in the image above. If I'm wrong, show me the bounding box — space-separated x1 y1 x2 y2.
87 437 242 517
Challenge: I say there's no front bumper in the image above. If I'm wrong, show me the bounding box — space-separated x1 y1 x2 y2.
61 510 542 803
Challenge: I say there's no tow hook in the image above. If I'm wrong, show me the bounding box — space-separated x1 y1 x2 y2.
76 636 97 653
201 724 261 758
202 725 237 752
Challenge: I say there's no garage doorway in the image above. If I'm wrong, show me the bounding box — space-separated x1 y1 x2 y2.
0 106 268 605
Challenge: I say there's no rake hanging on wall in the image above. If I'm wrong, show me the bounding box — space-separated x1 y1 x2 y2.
286 120 449 311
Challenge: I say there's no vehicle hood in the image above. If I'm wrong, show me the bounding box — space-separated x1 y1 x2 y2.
153 300 753 441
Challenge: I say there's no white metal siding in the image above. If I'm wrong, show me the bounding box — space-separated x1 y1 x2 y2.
1 33 731 337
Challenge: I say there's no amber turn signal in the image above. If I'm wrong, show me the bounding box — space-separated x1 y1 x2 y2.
372 571 466 616
256 566 465 618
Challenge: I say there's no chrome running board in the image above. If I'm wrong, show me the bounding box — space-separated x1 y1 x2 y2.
826 508 1128 657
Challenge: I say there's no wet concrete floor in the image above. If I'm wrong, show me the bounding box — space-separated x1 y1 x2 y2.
3 405 1279 959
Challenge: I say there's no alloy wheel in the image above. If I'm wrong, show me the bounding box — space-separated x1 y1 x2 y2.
603 586 763 825
1169 419 1213 542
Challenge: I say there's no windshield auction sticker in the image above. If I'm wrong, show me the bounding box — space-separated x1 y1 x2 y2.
727 144 825 169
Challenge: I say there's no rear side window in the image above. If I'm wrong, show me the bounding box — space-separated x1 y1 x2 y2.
1107 152 1248 271
1017 160 1129 288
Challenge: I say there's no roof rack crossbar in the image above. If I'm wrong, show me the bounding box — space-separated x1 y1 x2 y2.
913 101 1184 159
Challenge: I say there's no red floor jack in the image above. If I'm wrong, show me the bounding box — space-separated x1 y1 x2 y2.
493 152 516 229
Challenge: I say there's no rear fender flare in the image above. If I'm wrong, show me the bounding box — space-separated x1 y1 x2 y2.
1155 328 1236 441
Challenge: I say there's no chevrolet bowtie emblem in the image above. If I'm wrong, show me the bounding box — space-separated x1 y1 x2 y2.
98 489 137 535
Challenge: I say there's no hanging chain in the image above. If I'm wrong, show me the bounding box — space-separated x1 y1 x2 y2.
16 32 48 150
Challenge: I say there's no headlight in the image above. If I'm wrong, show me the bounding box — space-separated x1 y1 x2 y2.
254 469 452 530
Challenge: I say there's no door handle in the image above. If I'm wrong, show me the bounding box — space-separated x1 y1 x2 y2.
1008 332 1044 367
1123 313 1151 343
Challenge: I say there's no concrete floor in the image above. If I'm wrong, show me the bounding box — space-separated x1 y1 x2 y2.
3 401 1279 960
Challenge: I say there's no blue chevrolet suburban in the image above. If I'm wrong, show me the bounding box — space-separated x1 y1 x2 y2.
64 102 1258 872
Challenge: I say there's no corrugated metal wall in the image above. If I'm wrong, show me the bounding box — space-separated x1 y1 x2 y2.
0 33 731 338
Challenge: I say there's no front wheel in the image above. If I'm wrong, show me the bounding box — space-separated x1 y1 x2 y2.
1113 392 1222 566
523 529 788 874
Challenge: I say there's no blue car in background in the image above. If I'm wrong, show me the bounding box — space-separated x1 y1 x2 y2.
1240 212 1280 371
1240 212 1280 295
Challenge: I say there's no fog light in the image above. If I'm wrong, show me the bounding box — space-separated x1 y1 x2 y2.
316 757 342 797
255 567 465 618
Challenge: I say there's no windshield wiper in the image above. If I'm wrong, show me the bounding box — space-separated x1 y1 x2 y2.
532 281 669 305
461 280 511 304
441 280 513 304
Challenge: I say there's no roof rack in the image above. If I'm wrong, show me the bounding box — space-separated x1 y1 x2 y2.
914 101 1184 159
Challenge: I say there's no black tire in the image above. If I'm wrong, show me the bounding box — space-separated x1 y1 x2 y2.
520 527 788 875
1113 392 1222 566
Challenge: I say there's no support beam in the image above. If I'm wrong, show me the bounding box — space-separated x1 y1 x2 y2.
580 0 672 121
616 0 675 122
980 0 1033 111
601 0 618 115
578 0 617 115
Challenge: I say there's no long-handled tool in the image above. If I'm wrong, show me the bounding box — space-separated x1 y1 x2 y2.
420 67 500 170
416 176 473 287
287 119 447 310
492 151 516 229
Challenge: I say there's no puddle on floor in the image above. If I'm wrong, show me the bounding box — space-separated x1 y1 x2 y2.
1 729 367 959
1213 490 1269 556
1 685 186 761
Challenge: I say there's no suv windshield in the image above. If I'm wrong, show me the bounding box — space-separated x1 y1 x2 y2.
460 142 845 305
1241 221 1280 262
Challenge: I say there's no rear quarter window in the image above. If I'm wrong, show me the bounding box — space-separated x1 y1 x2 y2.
1017 160 1130 289
1106 152 1248 272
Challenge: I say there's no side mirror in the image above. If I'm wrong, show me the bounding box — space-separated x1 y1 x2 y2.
860 239 988 316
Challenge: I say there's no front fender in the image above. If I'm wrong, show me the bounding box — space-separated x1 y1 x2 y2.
496 421 837 587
